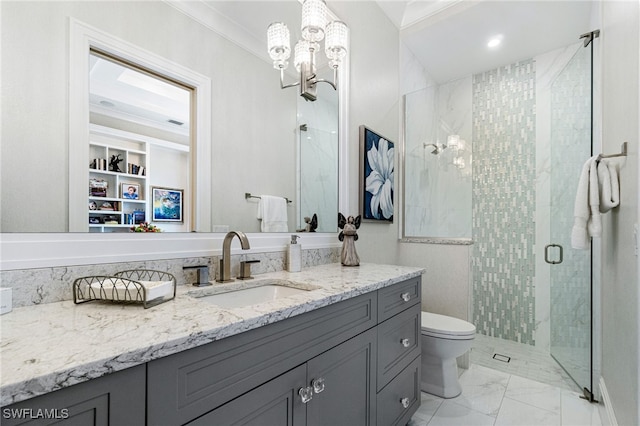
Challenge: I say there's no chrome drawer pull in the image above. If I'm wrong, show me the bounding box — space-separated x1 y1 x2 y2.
401 292 411 302
312 377 325 394
401 338 410 348
299 386 313 403
400 397 410 409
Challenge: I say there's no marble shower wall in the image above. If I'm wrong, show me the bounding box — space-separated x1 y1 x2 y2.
404 77 473 238
299 125 339 232
2 247 341 308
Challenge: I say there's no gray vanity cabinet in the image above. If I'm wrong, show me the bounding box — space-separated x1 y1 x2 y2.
147 292 378 425
1 365 145 426
305 327 377 426
187 364 306 426
375 277 422 426
188 328 377 426
2 276 422 426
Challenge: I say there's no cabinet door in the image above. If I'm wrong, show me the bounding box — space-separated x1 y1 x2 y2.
1 365 145 426
187 365 306 426
306 328 377 426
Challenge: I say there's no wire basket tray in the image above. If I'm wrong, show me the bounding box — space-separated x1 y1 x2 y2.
73 270 176 309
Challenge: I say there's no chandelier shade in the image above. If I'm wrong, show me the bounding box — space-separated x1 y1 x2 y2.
267 22 291 69
301 0 327 43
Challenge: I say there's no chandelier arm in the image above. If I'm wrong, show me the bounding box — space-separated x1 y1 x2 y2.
314 79 337 90
280 67 301 89
314 68 338 90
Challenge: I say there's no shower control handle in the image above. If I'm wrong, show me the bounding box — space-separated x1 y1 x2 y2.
545 244 564 265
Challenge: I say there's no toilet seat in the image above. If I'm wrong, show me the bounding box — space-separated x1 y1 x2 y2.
421 312 476 340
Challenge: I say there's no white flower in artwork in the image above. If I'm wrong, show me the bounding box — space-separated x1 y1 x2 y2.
365 137 394 219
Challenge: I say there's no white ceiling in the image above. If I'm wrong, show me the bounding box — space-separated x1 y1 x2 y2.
89 54 191 135
377 0 595 83
90 1 596 128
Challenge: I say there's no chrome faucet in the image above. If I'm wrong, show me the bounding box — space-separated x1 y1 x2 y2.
217 231 250 282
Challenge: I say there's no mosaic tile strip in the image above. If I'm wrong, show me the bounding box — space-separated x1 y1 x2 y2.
472 60 537 344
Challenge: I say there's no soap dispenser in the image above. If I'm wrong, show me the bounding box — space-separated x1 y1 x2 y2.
287 235 301 272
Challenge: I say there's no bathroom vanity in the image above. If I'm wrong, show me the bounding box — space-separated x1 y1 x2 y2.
1 263 423 425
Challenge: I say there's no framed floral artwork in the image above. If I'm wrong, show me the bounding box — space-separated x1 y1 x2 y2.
359 125 394 222
151 187 183 222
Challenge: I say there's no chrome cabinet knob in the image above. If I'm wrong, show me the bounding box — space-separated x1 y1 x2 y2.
400 397 410 409
401 338 410 348
299 386 313 403
401 292 411 302
312 377 325 394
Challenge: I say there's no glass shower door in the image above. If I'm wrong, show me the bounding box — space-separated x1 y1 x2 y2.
548 41 594 397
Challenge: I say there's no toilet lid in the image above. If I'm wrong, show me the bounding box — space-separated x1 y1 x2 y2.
421 312 476 338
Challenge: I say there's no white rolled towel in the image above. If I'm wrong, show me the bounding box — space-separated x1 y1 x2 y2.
571 156 599 249
587 157 602 238
598 159 620 213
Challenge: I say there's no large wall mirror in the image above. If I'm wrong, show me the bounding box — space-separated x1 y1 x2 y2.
1 1 345 234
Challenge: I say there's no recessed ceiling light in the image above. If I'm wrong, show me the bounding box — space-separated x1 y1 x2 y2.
487 35 503 49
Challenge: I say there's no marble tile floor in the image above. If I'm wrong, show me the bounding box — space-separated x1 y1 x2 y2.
409 334 602 426
470 333 580 392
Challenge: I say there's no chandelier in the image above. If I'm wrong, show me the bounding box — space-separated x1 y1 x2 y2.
267 0 348 101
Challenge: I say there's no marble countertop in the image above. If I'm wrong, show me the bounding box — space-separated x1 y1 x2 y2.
1 263 424 406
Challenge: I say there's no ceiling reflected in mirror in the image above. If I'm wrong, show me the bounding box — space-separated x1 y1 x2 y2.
90 52 191 140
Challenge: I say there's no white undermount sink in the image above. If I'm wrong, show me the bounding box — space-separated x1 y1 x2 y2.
188 279 319 308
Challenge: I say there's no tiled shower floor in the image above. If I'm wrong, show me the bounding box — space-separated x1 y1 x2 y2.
470 333 579 392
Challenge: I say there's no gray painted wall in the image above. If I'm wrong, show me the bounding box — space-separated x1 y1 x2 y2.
600 1 639 425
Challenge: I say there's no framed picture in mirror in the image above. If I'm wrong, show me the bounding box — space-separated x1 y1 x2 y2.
121 183 141 200
359 125 394 222
152 187 183 222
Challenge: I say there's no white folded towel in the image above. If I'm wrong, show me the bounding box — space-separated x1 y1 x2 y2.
571 156 600 249
257 195 288 232
597 159 620 213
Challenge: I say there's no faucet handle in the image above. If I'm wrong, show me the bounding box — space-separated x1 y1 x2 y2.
183 265 211 287
238 260 260 280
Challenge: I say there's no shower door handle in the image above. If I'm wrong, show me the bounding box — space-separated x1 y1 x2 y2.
545 244 563 264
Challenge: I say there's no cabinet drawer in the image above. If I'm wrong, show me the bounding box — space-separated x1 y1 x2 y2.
376 356 421 426
377 277 421 322
147 292 377 426
377 304 421 391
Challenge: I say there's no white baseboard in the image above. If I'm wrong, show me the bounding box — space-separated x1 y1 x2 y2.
599 377 618 426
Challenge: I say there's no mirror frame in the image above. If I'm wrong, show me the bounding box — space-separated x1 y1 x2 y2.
0 8 350 271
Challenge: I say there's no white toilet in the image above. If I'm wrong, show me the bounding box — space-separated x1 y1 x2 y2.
420 312 476 398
